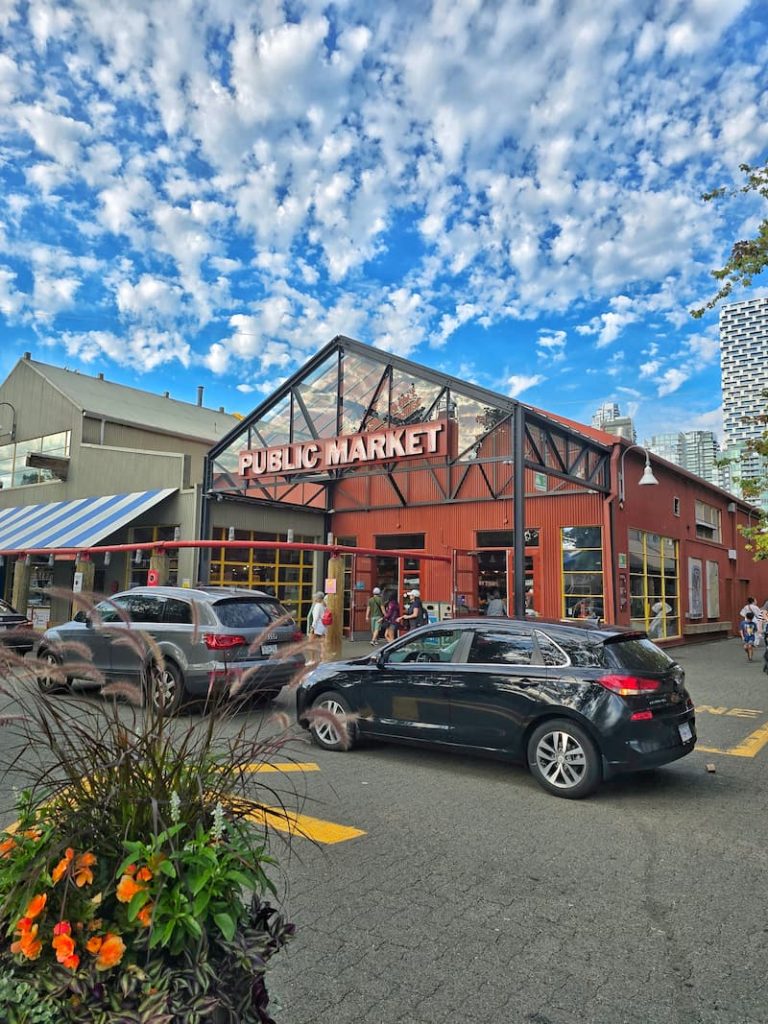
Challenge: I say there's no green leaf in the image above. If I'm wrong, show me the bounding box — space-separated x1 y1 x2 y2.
213 911 236 941
192 889 211 917
127 887 151 921
157 859 177 878
189 870 212 896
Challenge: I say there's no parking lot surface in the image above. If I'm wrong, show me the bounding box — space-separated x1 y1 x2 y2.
265 637 768 1024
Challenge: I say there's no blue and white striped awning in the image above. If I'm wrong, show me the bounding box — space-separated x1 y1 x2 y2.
0 489 177 551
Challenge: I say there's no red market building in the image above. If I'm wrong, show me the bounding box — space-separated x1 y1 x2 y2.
203 336 768 645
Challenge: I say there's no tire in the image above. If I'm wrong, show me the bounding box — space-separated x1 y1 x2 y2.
36 650 72 695
308 691 356 752
145 659 187 715
527 718 601 799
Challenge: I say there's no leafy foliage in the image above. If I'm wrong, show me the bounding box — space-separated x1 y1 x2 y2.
0 590 303 1023
691 161 768 318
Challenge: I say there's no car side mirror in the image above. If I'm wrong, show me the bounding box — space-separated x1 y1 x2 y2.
375 652 387 668
73 610 87 624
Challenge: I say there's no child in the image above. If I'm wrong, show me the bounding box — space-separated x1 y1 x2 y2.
740 611 758 661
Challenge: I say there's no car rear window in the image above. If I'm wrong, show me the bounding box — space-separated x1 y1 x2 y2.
603 637 675 673
212 598 288 629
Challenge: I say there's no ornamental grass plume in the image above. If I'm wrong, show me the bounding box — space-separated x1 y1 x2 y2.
0 588 301 1023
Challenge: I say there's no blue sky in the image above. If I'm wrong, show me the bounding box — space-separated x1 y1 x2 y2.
0 0 767 444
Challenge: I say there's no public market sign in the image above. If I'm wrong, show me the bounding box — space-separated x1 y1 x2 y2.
239 419 448 479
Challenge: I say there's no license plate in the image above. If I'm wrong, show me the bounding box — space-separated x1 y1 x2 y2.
678 722 693 743
261 644 278 656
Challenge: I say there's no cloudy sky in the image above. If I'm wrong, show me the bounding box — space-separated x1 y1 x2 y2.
0 0 766 443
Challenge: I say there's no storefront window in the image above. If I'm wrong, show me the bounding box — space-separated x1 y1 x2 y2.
127 526 179 588
561 527 604 620
628 528 680 639
208 529 317 627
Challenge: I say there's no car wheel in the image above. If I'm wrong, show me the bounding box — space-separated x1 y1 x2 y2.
309 691 356 751
145 659 186 715
36 650 71 695
527 718 601 799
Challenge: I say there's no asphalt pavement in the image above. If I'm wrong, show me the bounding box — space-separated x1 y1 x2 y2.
3 636 768 1023
266 636 768 1024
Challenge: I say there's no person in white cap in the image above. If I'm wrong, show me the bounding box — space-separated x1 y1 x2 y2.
398 589 428 629
366 586 385 645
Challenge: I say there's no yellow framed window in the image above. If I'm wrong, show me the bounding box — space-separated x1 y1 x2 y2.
126 526 180 588
561 527 604 620
628 529 680 639
209 529 316 627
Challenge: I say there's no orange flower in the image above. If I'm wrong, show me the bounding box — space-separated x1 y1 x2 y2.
0 836 16 858
62 952 80 970
136 902 153 927
53 920 71 936
136 866 153 883
74 852 96 888
95 932 125 970
52 848 74 884
22 827 42 841
124 864 137 876
24 893 47 919
52 932 76 965
86 935 103 954
116 874 143 903
11 922 42 960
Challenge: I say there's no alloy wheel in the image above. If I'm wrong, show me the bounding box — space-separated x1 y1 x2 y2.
313 697 346 746
534 729 588 790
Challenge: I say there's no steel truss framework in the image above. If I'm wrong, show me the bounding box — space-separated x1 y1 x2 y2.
202 336 612 615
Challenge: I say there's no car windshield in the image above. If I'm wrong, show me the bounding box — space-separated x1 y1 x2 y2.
213 598 288 629
0 600 15 615
604 636 675 673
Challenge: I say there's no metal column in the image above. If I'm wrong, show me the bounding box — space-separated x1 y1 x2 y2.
513 405 526 619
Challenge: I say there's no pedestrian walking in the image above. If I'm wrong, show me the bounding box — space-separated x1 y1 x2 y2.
741 597 764 645
399 589 429 629
366 587 385 645
308 592 328 664
382 592 400 642
740 611 759 661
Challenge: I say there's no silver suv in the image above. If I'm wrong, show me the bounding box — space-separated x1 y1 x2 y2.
35 586 305 712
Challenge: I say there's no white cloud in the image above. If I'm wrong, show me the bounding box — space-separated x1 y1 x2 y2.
657 367 689 397
507 374 546 398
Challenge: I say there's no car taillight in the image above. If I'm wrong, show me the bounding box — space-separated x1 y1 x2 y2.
598 674 661 696
630 710 654 721
292 631 303 642
203 634 247 650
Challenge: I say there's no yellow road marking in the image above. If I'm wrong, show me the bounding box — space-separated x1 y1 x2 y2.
696 706 762 717
238 762 320 773
697 721 768 758
244 804 366 844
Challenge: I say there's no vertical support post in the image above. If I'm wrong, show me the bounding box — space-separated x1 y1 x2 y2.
198 460 212 585
12 557 30 617
75 554 95 594
324 553 344 661
513 404 526 619
149 550 170 586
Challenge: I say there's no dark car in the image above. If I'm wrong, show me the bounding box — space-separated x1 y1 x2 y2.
297 617 696 799
35 586 305 712
0 599 35 655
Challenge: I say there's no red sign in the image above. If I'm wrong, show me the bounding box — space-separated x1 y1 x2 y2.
238 419 448 479
147 568 159 587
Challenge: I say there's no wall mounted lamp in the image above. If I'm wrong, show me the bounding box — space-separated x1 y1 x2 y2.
618 444 659 508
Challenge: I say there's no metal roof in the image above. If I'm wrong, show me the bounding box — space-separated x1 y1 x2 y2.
26 360 238 444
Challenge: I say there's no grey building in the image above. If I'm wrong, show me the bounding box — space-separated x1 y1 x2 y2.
645 430 720 487
0 354 323 625
721 297 768 503
591 402 636 442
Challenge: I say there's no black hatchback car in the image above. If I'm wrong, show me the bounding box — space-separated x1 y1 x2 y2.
297 617 696 798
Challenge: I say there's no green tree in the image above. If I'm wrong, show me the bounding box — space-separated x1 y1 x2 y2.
691 161 768 319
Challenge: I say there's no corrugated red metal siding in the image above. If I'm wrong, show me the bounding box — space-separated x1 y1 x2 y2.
618 450 768 636
333 474 608 630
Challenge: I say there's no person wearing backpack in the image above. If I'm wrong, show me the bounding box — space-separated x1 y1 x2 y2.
399 589 428 629
308 592 328 664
